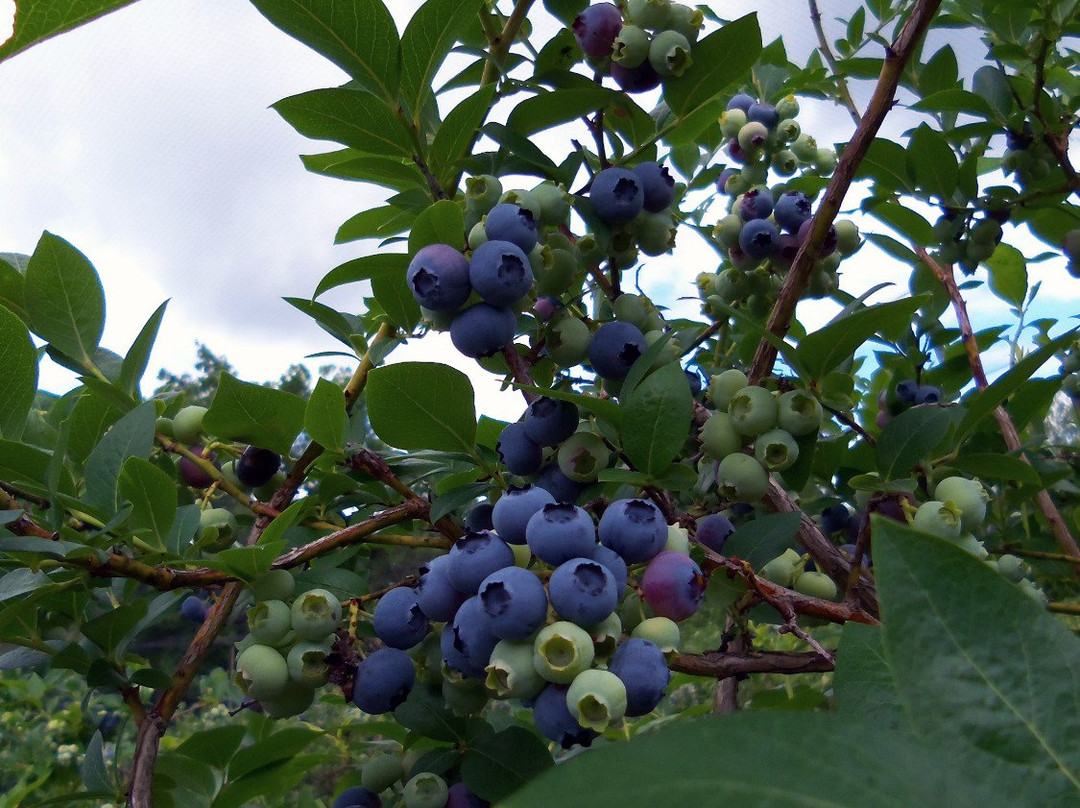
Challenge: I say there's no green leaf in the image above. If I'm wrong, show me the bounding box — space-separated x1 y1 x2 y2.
175 726 247 769
796 297 925 379
247 0 400 100
0 253 28 321
314 252 409 298
300 149 424 190
515 384 622 428
409 201 465 254
972 65 1013 120
721 512 801 568
621 363 693 477
542 0 587 26
166 504 202 555
371 270 422 330
214 755 329 808
392 684 471 742
0 0 140 63
503 712 1013 808
335 204 416 243
944 453 1041 485
833 622 908 730
907 125 958 202
460 726 553 803
82 600 148 656
429 84 497 188
203 372 306 456
874 518 1080 801
399 0 485 124
117 457 176 547
984 243 1028 307
0 304 38 440
257 500 310 548
228 726 324 780
84 402 157 513
366 362 477 453
507 87 652 144
911 89 995 118
875 405 956 480
273 88 413 158
304 378 347 454
118 300 168 398
430 482 489 522
203 542 287 581
957 329 1077 440
24 232 105 367
855 139 912 191
663 14 762 117
79 731 112 793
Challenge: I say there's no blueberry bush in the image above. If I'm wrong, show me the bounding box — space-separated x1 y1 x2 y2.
2 0 1080 807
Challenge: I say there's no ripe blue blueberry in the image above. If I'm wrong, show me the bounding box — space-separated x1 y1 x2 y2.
372 586 429 650
478 566 548 641
588 321 647 380
445 596 500 678
590 167 645 225
727 92 756 112
180 595 208 622
468 240 534 307
406 244 471 311
496 421 543 475
746 102 780 129
447 530 515 594
331 785 382 808
525 502 598 565
353 647 415 714
611 59 661 93
641 551 705 622
915 385 943 404
415 554 467 622
572 3 623 60
821 504 852 534
534 462 587 503
738 218 780 260
608 637 671 716
588 543 628 596
548 558 618 626
773 191 813 233
464 502 494 533
632 161 676 212
532 683 598 748
445 782 488 808
895 378 919 402
523 396 579 446
598 498 667 563
738 188 774 221
695 512 736 554
484 203 538 253
449 303 516 358
492 484 557 544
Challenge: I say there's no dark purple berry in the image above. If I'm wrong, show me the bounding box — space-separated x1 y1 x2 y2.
484 203 538 253
588 321 647 380
332 785 382 808
573 3 623 60
915 385 943 405
611 59 662 93
406 244 471 311
821 504 852 535
641 551 705 621
353 647 415 714
773 191 813 233
236 446 281 488
445 783 489 808
497 422 543 476
523 396 579 446
797 219 837 257
695 513 735 554
450 303 516 358
179 447 216 488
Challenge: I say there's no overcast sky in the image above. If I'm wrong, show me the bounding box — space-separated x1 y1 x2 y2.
0 0 1074 423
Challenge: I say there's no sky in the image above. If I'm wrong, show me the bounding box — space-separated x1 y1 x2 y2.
0 0 1075 423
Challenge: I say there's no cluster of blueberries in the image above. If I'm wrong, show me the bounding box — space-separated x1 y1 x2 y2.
573 0 704 93
232 570 341 718
350 492 706 752
699 369 823 502
931 209 1006 276
877 376 947 428
698 91 860 319
332 761 487 808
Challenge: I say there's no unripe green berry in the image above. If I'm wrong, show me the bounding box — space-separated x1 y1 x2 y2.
791 133 818 162
627 0 674 30
719 108 747 139
613 293 652 330
403 773 448 808
362 751 405 793
793 570 839 600
533 621 595 684
442 676 488 716
648 30 693 77
590 612 623 659
499 188 541 221
738 121 770 153
249 599 293 646
173 405 208 445
631 616 680 653
198 507 238 552
486 639 546 699
713 268 749 301
636 210 677 256
813 147 838 174
700 411 743 460
557 431 611 482
468 220 488 250
714 213 744 248
716 453 770 501
668 2 705 41
156 416 175 438
708 368 750 410
259 681 315 718
728 385 779 436
995 554 1027 584
665 524 691 555
290 588 342 640
533 182 573 226
758 548 801 587
619 591 652 632
912 500 963 539
286 639 332 688
771 149 798 176
643 330 680 367
754 428 799 472
567 669 627 732
932 476 989 530
834 219 861 256
236 644 289 701
546 316 591 367
775 95 800 119
613 24 650 68
252 569 296 604
777 389 823 436
970 218 1002 246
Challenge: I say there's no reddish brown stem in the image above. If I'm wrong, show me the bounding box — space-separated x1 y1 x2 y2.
671 648 834 678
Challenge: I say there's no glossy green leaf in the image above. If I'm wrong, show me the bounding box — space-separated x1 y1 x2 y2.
409 200 465 254
796 297 924 379
175 726 247 769
117 456 176 547
24 232 105 367
371 270 421 330
874 518 1080 803
944 453 1041 485
84 402 157 513
335 204 415 243
300 149 424 190
399 0 485 124
82 600 148 656
314 252 409 298
984 243 1027 307
165 504 202 555
80 731 111 793
621 363 693 477
875 405 956 481
228 726 323 780
972 65 1013 119
392 684 471 742
118 300 168 398
833 622 908 730
429 84 497 188
0 0 140 63
304 378 347 454
366 362 476 453
0 253 28 321
460 726 552 803
664 14 761 117
907 125 958 202
855 139 912 191
273 88 413 158
248 0 400 100
0 304 38 440
203 372 306 456
202 542 287 581
721 512 801 568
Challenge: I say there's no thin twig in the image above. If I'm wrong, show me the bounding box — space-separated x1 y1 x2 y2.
807 0 862 124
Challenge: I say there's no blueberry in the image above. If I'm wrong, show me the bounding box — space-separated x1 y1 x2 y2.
566 668 628 731
532 684 598 749
738 188 774 221
464 502 494 533
632 161 676 212
478 566 548 641
406 244 471 311
912 500 963 539
589 167 645 226
773 191 813 233
549 558 618 626
492 484 557 544
797 219 838 257
522 396 578 446
914 385 943 404
641 551 705 622
249 599 293 645
821 504 852 535
613 24 650 69
534 462 587 503
588 544 629 596
484 203 538 253
727 92 756 112
468 240 533 306
290 588 342 640
572 3 623 60
445 782 490 808
526 502 598 565
414 554 467 621
611 59 662 93
533 621 594 683
716 453 770 501
557 431 611 483
746 102 780 129
648 29 692 78
895 378 919 402
608 638 670 716
447 530 515 594
933 476 989 530
172 405 208 445
237 644 290 701
695 513 736 554
450 303 516 358
737 121 770 152
496 422 543 475
179 446 216 489
332 785 382 808
598 498 668 563
588 321 647 380
445 596 499 678
738 218 780 260
684 368 703 397
180 595 208 622
236 446 281 488
372 586 429 650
